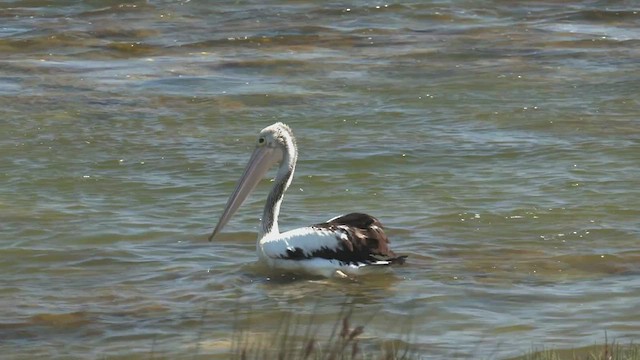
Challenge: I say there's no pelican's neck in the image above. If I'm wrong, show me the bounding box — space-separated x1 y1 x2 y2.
259 138 297 239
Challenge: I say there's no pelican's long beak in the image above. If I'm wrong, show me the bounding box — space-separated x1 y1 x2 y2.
209 146 281 241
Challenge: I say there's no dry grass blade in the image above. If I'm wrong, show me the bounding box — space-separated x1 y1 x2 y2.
302 338 315 360
340 316 350 340
348 326 364 342
351 340 360 359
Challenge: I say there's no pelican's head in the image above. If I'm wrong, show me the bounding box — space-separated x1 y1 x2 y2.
208 122 296 241
256 122 295 152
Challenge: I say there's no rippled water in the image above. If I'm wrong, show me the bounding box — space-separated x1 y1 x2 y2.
1 1 639 359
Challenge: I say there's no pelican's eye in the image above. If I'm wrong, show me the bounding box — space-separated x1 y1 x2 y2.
258 137 266 145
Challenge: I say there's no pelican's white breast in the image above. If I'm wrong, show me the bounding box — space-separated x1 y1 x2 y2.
259 226 344 260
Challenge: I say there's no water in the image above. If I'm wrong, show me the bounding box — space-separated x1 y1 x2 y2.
1 1 639 358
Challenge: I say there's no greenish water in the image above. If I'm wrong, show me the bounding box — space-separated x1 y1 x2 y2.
1 1 639 359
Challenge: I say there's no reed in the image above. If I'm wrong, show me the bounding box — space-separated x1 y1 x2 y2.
229 309 640 360
230 306 415 360
513 336 640 360
185 300 640 360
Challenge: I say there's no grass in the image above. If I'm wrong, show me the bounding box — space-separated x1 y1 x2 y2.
228 309 640 360
230 306 415 360
513 337 640 360
178 300 639 360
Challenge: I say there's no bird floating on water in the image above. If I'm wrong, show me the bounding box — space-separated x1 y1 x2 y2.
208 122 406 278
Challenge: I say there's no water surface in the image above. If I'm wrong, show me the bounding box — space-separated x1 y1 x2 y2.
1 1 639 359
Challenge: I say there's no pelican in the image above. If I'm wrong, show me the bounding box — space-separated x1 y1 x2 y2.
209 122 406 278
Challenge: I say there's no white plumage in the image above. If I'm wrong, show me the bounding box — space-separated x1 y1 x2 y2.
209 123 405 277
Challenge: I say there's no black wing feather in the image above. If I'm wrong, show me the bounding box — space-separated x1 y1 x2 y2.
279 212 407 266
